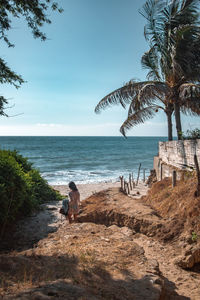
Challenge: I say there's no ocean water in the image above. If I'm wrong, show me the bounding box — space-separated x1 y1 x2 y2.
0 136 167 185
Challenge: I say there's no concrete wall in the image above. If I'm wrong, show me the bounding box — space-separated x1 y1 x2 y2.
154 139 200 180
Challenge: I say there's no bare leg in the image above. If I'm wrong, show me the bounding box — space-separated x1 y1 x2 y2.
74 214 78 222
68 213 73 224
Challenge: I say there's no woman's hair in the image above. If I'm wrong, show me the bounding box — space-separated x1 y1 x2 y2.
69 181 78 191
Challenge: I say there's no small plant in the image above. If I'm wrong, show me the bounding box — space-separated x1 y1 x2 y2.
191 231 198 242
178 131 183 139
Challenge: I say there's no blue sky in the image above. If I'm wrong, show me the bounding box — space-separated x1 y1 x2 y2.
0 0 199 136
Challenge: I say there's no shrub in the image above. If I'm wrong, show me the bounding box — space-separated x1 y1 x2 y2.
0 149 62 229
26 169 62 205
183 128 200 140
0 151 28 224
7 149 33 172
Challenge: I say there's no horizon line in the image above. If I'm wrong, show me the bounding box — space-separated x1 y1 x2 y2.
0 135 170 137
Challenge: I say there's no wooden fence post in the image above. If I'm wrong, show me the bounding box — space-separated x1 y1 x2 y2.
124 181 127 194
132 173 135 188
172 170 176 188
160 163 163 181
129 174 132 190
194 154 200 197
119 176 124 191
136 163 141 186
127 182 130 195
143 168 146 182
124 181 130 195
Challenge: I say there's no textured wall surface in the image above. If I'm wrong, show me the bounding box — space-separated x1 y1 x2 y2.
159 140 200 169
154 140 200 180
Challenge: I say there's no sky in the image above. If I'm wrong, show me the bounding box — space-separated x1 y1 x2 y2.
0 0 199 136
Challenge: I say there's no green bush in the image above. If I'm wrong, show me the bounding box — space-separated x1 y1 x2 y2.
0 149 62 228
7 149 33 172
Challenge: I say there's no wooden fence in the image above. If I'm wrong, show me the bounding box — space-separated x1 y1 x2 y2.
119 163 147 195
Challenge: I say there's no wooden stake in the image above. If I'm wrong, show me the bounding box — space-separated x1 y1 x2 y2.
194 154 200 197
124 181 126 194
119 176 123 191
143 168 146 182
172 170 176 188
131 172 135 188
124 181 129 195
136 163 141 186
127 182 130 195
129 174 132 190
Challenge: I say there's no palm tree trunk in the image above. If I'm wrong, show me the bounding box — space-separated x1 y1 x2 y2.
167 112 173 141
174 101 182 140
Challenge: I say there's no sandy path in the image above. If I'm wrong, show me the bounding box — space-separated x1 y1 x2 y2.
1 181 148 252
135 234 200 299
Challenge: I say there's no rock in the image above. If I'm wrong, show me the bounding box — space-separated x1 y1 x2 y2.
32 292 51 299
46 207 57 211
146 169 157 187
147 259 160 275
174 245 200 269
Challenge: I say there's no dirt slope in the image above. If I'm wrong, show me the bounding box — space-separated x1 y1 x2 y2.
0 179 200 299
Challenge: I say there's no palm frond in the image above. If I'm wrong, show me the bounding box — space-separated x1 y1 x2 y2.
177 0 200 26
138 82 170 104
127 82 167 115
140 0 200 84
141 48 161 80
179 83 200 115
180 101 200 116
95 80 152 113
140 0 166 43
179 83 200 99
120 105 160 137
170 24 200 81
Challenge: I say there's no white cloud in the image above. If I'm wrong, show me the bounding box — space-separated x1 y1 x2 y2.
0 123 123 136
36 123 62 128
0 120 171 136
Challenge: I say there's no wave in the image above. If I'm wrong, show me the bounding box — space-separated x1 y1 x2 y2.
42 168 150 185
0 136 156 185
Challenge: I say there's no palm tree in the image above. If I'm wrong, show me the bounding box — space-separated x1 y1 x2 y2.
120 80 174 140
95 0 200 140
141 0 200 139
95 78 174 140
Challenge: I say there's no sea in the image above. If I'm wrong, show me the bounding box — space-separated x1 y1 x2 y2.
0 136 167 185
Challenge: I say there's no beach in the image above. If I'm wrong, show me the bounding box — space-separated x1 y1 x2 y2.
52 180 149 201
52 181 121 201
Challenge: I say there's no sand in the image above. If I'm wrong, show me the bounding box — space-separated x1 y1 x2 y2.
51 181 121 201
0 181 149 252
52 180 149 201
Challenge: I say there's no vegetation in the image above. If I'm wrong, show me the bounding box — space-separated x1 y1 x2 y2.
183 128 200 140
0 0 63 116
0 149 62 231
95 0 200 140
191 231 198 242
